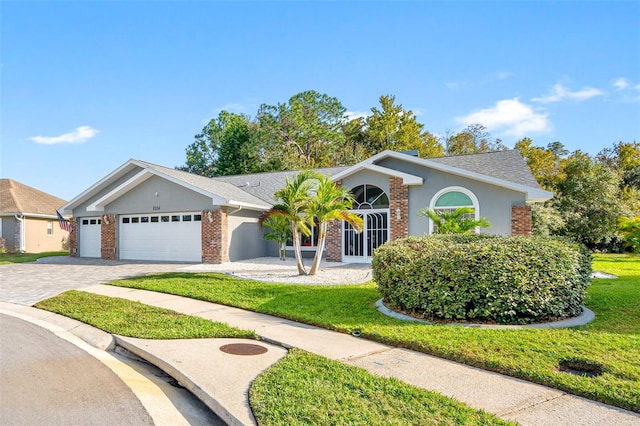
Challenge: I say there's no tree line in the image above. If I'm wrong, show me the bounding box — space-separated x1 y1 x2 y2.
179 90 640 253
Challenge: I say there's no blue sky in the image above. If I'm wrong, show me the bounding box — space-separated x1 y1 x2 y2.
2 1 639 201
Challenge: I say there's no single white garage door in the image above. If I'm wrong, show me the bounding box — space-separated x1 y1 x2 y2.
79 217 102 258
119 213 202 262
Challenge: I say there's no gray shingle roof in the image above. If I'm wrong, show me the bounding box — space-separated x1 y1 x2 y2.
138 161 272 208
214 167 348 205
427 150 541 189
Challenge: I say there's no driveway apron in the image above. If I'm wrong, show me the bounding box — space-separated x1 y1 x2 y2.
0 257 190 306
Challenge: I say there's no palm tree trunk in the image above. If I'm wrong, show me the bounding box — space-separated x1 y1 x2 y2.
291 226 307 275
309 222 327 276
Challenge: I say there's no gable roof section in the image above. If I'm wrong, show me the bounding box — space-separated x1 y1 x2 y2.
331 150 552 202
0 179 67 218
61 160 271 214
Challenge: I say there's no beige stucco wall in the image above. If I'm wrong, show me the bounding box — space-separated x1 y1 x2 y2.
24 217 68 253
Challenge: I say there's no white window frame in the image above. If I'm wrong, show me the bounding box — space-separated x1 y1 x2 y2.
47 221 53 236
428 186 481 235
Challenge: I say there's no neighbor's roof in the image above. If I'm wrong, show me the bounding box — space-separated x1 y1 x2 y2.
0 179 67 217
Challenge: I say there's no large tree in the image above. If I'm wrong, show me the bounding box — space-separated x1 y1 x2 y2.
551 151 622 248
178 111 262 177
257 91 348 170
364 95 444 158
445 124 506 155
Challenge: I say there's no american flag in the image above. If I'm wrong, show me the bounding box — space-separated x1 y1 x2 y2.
56 210 73 233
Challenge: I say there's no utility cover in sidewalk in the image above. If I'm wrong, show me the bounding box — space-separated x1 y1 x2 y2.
220 343 268 356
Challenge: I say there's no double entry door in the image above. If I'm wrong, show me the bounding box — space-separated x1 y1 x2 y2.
342 209 389 263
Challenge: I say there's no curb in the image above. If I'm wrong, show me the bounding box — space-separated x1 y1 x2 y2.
375 299 595 329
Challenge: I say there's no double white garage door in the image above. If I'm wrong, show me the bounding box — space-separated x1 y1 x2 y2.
120 213 202 262
79 213 202 262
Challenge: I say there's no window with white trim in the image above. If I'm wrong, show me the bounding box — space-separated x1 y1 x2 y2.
47 221 53 236
429 187 480 234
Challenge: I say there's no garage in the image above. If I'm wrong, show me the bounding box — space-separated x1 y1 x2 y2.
79 217 102 258
119 212 202 262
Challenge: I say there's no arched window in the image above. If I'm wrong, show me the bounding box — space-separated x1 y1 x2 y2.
351 184 389 209
428 186 480 234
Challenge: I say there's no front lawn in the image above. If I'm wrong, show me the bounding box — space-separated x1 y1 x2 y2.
108 254 640 412
0 251 68 264
36 291 507 424
35 290 258 340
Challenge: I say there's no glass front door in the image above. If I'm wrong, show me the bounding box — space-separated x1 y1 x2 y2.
343 209 389 263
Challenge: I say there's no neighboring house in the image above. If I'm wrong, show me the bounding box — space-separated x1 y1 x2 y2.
60 150 552 264
0 179 69 253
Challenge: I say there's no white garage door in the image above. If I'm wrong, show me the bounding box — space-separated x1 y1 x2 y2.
119 213 202 262
79 217 102 258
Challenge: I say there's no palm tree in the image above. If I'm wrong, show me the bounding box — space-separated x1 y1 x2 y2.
262 215 292 260
307 175 363 275
260 170 319 275
419 207 491 234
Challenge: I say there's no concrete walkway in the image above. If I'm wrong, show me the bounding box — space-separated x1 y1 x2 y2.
67 284 640 425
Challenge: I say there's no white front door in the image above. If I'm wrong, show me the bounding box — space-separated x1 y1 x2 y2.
119 213 202 262
342 209 389 263
79 217 102 258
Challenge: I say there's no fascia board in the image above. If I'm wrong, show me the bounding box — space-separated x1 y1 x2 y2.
331 162 423 186
60 159 142 214
224 200 271 211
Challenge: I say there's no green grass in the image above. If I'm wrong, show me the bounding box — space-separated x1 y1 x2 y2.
108 254 640 412
250 349 510 425
0 251 68 264
35 290 258 340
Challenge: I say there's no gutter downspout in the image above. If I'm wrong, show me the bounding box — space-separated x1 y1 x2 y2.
227 206 243 216
14 214 26 252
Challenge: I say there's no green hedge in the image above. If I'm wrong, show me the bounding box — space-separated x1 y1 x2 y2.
373 235 592 324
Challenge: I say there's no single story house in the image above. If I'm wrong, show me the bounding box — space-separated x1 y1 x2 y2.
0 179 69 253
60 150 552 264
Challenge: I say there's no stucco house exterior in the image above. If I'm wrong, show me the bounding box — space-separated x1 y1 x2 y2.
60 150 552 264
0 179 69 253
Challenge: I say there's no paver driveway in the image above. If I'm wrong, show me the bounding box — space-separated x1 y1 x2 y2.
0 256 190 305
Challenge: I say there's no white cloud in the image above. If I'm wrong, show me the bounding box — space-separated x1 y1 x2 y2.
345 110 370 121
612 78 630 91
532 82 605 103
28 126 100 145
456 98 551 138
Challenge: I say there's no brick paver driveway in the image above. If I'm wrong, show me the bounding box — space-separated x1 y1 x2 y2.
0 256 190 305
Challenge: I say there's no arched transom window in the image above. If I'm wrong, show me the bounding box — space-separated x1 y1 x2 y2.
351 184 389 209
429 186 480 234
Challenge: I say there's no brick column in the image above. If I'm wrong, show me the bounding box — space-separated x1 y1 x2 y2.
511 205 532 236
389 177 409 240
325 220 342 262
69 218 78 257
101 214 117 260
202 209 229 264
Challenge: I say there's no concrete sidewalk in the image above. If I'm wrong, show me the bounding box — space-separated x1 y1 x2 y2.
3 285 639 425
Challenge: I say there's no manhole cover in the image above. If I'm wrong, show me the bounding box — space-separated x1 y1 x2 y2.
220 343 268 356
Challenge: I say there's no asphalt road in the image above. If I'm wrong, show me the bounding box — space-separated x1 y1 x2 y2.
0 314 153 425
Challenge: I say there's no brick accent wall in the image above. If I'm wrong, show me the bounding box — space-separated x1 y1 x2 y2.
325 220 342 262
101 214 117 260
389 177 409 241
69 218 78 257
202 209 229 264
511 205 532 236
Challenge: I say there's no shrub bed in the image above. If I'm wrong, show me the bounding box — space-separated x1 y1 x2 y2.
373 235 591 324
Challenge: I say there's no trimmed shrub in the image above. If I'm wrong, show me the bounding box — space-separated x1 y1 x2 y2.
373 235 592 324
